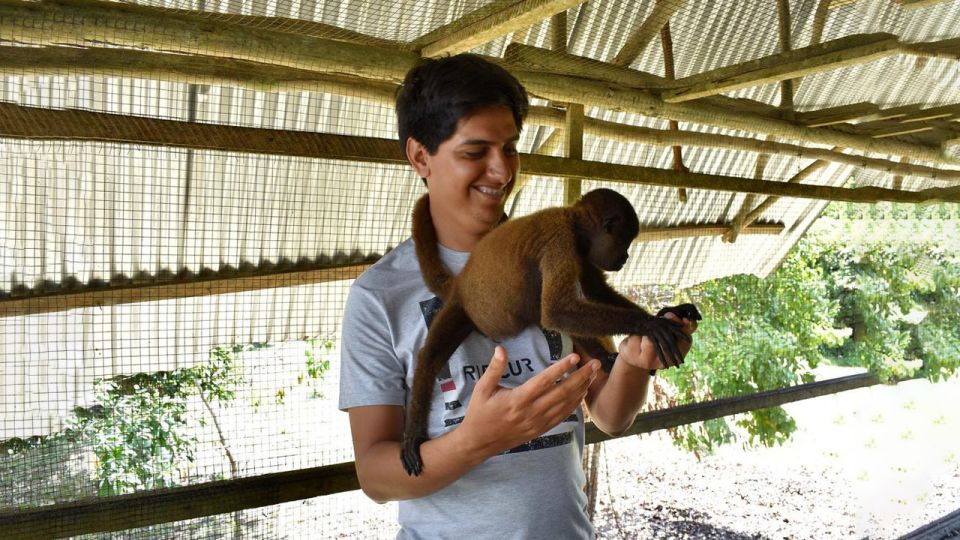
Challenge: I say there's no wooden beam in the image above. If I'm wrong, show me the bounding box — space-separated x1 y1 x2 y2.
0 372 883 538
661 33 901 103
504 42 669 90
419 0 585 57
809 0 831 46
550 10 567 51
563 103 584 205
5 0 949 165
0 263 370 318
611 0 688 67
795 102 882 127
0 0 420 82
894 0 955 9
585 372 882 444
777 0 796 119
515 69 955 165
659 19 688 202
740 156 835 235
409 0 520 49
0 46 399 103
901 38 960 61
860 122 935 138
724 140 774 243
636 222 785 242
6 103 959 204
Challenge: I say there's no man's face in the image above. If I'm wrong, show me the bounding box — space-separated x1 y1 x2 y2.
406 105 520 250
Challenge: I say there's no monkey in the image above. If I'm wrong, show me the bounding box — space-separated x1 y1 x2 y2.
403 188 702 476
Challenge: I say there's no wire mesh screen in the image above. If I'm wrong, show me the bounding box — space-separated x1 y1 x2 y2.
2 0 960 537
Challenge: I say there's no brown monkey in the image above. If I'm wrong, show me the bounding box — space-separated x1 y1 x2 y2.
403 188 700 476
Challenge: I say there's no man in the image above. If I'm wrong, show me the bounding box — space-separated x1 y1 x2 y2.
339 53 697 539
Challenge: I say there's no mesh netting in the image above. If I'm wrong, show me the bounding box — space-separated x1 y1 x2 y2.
2 0 959 537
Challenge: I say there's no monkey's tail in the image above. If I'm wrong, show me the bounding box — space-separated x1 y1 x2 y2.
412 194 454 299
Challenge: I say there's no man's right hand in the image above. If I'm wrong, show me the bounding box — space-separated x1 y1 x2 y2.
456 345 600 460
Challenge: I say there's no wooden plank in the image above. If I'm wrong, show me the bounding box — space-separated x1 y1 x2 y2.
419 0 585 57
0 264 370 318
4 103 959 202
864 123 935 138
796 102 882 127
662 33 901 103
409 0 521 49
0 373 882 538
550 10 567 51
611 0 688 67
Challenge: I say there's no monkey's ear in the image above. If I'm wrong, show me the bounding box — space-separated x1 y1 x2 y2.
405 137 431 179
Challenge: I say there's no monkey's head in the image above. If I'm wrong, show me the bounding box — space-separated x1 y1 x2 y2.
574 189 640 272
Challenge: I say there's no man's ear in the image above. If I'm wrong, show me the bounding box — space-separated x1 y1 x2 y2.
405 137 431 179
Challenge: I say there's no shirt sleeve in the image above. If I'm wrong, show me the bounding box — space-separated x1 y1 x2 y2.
338 281 408 410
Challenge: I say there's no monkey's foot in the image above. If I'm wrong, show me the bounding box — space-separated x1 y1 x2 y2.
656 303 703 322
401 435 428 476
641 317 691 368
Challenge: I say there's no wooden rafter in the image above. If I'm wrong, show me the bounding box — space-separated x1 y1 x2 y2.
636 223 785 243
523 106 960 182
418 0 585 57
563 103 584 205
4 103 960 204
611 0 688 67
777 0 795 119
6 45 959 179
0 0 420 82
659 18 688 202
901 37 960 60
516 70 955 165
661 33 901 103
550 10 567 51
809 0 832 47
795 102 881 127
724 137 774 243
741 158 836 230
0 264 370 318
894 0 955 10
0 45 399 103
3 1 951 165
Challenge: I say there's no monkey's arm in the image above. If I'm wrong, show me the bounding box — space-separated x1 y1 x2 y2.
583 316 697 436
539 247 689 366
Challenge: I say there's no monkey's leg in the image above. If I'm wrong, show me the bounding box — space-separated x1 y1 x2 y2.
572 336 618 373
402 300 476 476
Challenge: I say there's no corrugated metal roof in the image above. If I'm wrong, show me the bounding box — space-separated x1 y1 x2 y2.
2 0 959 437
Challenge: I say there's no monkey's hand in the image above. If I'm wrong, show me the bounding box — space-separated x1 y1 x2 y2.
401 420 429 476
635 316 691 368
656 303 703 322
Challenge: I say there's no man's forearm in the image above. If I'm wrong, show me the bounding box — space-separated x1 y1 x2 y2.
585 357 651 436
355 428 486 503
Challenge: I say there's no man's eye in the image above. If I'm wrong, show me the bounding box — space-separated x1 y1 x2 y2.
504 146 518 156
464 150 486 159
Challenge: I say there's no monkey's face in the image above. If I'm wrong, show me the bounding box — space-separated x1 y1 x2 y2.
588 224 636 272
405 105 520 249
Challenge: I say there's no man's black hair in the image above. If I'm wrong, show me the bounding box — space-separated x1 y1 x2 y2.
396 54 529 154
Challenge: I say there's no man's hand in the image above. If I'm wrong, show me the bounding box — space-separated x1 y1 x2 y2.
618 312 698 371
456 346 600 460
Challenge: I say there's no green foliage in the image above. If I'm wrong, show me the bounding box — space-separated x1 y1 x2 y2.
658 243 841 455
301 336 334 398
657 209 960 455
67 345 245 496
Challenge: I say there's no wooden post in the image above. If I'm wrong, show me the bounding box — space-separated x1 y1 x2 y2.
564 103 585 205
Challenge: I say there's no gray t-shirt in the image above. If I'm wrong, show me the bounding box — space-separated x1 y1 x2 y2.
339 238 593 540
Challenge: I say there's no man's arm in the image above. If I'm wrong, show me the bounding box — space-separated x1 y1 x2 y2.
348 346 600 503
583 313 697 436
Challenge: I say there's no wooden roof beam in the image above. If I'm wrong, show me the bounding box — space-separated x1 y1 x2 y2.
3 103 960 204
524 106 960 182
611 0 689 67
0 1 953 165
418 0 585 57
662 33 901 103
795 102 881 127
894 0 956 10
901 38 960 61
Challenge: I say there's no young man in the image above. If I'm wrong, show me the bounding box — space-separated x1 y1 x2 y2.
339 54 697 539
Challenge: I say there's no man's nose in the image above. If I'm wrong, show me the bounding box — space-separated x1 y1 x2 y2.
487 150 513 184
